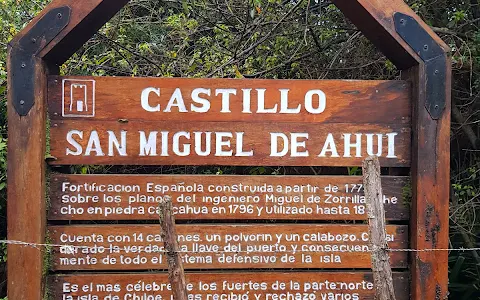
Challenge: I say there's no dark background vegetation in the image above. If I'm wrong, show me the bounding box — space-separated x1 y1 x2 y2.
1 0 480 299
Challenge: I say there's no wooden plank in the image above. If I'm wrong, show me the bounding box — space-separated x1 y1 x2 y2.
48 76 411 124
7 53 48 299
48 272 410 300
48 174 409 221
48 224 408 271
405 63 451 299
48 121 410 166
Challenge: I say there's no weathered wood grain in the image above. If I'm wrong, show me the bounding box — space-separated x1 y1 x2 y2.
158 196 189 300
48 272 410 300
363 157 396 300
48 174 409 221
48 121 410 166
405 62 451 299
7 53 48 300
48 224 408 271
48 76 410 124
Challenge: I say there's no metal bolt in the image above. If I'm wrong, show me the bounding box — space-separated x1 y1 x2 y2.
435 105 439 109
31 38 36 43
21 63 26 68
400 18 405 25
57 13 62 19
20 100 25 105
54 112 58 116
423 44 429 51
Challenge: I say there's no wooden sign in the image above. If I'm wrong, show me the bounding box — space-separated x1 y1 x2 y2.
49 224 408 271
49 272 410 300
48 77 411 166
48 77 411 123
49 174 409 221
7 2 451 300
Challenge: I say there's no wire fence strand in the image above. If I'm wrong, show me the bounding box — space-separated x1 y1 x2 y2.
2 239 479 254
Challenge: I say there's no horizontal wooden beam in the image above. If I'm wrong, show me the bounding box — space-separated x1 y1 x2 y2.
48 174 410 221
49 224 408 270
49 272 410 300
48 76 411 124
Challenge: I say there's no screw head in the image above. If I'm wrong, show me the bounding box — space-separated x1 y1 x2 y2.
400 18 405 24
57 13 62 19
31 38 36 43
21 63 26 68
434 105 439 109
423 44 429 51
20 100 25 105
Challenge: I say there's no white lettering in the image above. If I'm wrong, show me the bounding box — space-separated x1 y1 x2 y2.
66 130 83 156
191 88 211 112
305 90 326 114
141 87 161 112
139 131 157 156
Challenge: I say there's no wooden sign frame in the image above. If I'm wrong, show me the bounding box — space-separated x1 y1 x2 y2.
7 1 450 299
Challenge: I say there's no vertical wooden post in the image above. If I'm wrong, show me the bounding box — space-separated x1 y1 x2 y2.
158 196 188 300
6 3 134 299
330 2 451 299
404 60 451 300
6 53 48 299
363 156 397 300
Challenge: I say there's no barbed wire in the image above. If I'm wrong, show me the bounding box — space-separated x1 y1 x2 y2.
1 239 479 254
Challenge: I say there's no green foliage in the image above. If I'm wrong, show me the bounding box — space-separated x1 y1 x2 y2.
347 166 361 176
